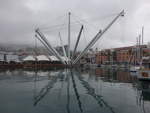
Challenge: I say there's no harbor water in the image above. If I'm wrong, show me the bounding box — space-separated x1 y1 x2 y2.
0 68 150 113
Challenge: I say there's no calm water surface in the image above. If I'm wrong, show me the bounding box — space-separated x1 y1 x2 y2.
0 68 150 113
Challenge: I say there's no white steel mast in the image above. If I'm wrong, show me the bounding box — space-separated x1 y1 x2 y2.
68 12 71 62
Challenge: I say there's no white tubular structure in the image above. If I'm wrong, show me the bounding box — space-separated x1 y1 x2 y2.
35 28 66 64
35 34 53 55
59 32 68 64
72 25 83 59
68 12 71 60
73 10 125 65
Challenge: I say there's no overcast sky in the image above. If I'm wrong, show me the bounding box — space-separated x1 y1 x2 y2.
0 0 150 50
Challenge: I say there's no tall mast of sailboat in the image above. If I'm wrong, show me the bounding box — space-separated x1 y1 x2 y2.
142 26 144 45
140 26 144 65
68 12 71 61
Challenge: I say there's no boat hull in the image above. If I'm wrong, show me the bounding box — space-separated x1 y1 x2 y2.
138 70 150 80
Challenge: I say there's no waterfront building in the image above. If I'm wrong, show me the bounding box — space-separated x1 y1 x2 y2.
96 45 149 65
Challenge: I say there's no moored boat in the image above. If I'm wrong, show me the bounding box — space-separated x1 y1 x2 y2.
129 65 140 72
138 57 150 80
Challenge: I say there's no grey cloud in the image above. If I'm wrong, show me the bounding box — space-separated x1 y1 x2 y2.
0 0 149 50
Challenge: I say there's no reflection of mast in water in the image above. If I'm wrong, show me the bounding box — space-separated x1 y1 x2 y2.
70 69 83 112
58 71 65 100
33 70 63 106
75 70 116 113
66 69 70 113
33 71 38 102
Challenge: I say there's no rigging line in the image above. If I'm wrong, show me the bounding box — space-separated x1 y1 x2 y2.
40 22 82 32
70 14 83 25
85 24 103 50
40 23 67 30
71 13 98 30
40 18 82 30
71 13 114 31
57 21 67 48
72 13 118 32
72 12 117 23
82 24 98 49
72 15 100 43
39 14 67 29
58 21 67 32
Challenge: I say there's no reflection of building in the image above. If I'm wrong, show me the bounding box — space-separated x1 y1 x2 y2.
95 68 137 82
116 71 137 82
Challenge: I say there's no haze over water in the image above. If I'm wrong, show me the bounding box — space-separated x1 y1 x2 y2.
0 68 150 113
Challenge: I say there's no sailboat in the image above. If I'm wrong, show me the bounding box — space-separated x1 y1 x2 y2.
137 27 150 80
129 34 142 72
138 56 150 80
129 47 140 72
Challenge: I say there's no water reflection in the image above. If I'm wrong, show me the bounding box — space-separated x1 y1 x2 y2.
136 81 150 113
0 68 150 113
70 70 83 112
95 68 137 83
33 68 116 113
76 69 115 113
33 70 63 106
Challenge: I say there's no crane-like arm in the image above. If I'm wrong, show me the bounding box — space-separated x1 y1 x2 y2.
72 25 83 59
73 10 125 65
35 34 53 55
35 28 66 64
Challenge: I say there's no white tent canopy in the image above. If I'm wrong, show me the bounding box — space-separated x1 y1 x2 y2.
23 56 36 61
36 55 50 61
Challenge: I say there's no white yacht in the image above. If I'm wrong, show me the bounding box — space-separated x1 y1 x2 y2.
138 57 150 80
129 65 140 72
